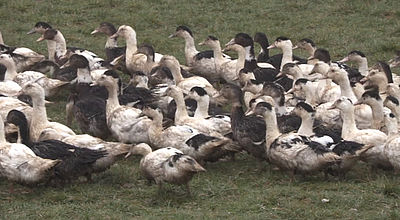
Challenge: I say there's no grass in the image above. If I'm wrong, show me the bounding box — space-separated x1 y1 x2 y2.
0 0 400 219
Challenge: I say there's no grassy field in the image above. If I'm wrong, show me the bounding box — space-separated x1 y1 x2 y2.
1 0 400 219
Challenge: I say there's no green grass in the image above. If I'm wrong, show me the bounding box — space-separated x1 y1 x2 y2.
1 0 400 219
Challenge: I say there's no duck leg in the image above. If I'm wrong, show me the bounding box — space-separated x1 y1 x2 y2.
185 183 192 196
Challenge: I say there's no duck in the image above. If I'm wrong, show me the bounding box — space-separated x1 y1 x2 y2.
139 146 205 194
221 42 247 83
253 32 307 69
158 55 221 100
6 110 107 183
384 96 400 130
293 102 372 178
388 50 400 68
329 97 391 169
385 83 400 101
339 50 369 76
30 59 77 81
382 110 400 172
0 33 45 72
27 22 57 61
90 22 126 63
142 107 232 162
93 74 152 144
199 35 239 84
362 61 400 92
166 85 231 136
355 90 387 130
219 83 267 160
0 114 59 190
293 38 317 58
325 65 373 129
292 102 342 143
187 86 230 121
19 82 75 141
0 96 33 141
36 28 103 69
267 37 313 73
62 134 149 175
168 26 220 82
225 33 278 81
289 78 340 106
253 101 340 177
110 25 162 73
0 53 69 97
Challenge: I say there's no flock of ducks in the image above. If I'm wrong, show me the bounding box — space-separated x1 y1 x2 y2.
1 21 400 195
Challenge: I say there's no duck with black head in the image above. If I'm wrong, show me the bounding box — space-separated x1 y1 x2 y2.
27 22 56 61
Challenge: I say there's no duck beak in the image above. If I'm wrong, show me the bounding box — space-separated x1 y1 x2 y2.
338 56 349 63
36 36 45 42
292 45 299 50
359 77 368 84
225 38 235 47
267 44 276 49
275 71 284 78
307 56 315 61
326 105 336 110
27 28 36 35
198 41 205 46
168 33 177 38
285 88 295 95
90 29 99 35
353 100 362 106
110 33 119 39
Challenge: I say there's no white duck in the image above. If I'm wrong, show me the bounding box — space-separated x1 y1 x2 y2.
110 25 162 73
139 146 205 194
0 53 68 97
267 37 313 73
199 35 239 84
93 74 151 144
142 107 231 162
329 97 391 169
166 85 230 136
19 82 75 142
254 101 340 177
383 110 400 172
158 55 221 99
0 115 59 188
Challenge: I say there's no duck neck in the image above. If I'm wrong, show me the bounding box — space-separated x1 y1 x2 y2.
358 57 369 76
3 59 18 80
46 40 57 61
183 34 198 65
173 92 190 124
368 100 384 129
304 84 318 105
105 84 121 116
76 67 92 84
338 77 357 102
243 45 257 71
264 111 281 149
169 64 184 83
235 48 246 74
105 36 118 48
341 106 358 140
125 33 138 61
280 46 293 70
305 46 316 57
386 121 398 138
54 32 67 57
194 96 210 118
0 31 3 45
16 121 33 146
30 94 49 141
298 114 315 136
